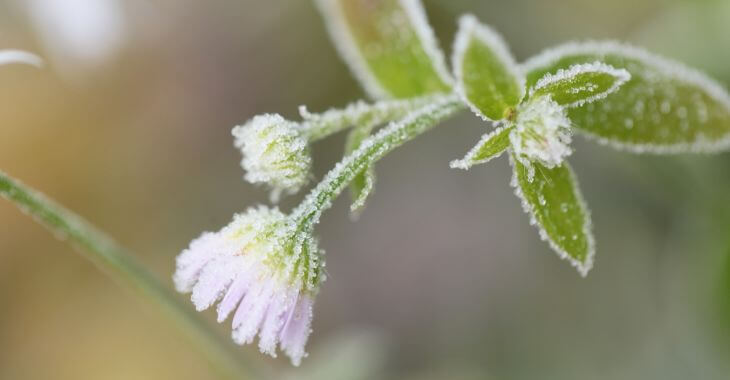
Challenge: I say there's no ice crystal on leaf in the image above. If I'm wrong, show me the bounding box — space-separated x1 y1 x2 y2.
450 15 630 273
529 61 631 108
522 41 730 153
174 206 324 366
449 125 512 169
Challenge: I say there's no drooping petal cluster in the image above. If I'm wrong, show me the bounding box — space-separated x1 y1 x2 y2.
233 114 312 202
174 206 325 365
510 96 573 169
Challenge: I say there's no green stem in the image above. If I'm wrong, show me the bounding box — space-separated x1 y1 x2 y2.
291 94 464 230
301 95 439 142
0 171 268 379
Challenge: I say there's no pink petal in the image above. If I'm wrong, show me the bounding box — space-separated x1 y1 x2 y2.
173 232 221 292
280 295 313 366
231 274 276 345
258 286 296 356
216 260 255 323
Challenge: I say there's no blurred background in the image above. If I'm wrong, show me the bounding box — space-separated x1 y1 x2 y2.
2 0 730 378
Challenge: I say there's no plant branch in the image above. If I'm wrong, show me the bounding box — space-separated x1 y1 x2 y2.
300 95 439 142
291 94 464 231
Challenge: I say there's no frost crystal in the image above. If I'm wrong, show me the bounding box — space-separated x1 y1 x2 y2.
530 61 630 108
233 114 312 202
449 124 512 170
510 96 573 170
522 40 730 154
174 206 325 366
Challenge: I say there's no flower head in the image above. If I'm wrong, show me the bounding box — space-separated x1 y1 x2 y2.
510 96 572 169
174 206 325 365
233 114 312 202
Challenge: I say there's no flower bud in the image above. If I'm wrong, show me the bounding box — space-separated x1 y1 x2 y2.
233 114 312 201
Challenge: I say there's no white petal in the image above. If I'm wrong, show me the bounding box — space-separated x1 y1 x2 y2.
216 259 255 323
190 256 239 311
173 232 220 293
231 273 276 345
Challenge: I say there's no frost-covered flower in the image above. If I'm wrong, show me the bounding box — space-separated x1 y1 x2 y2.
233 114 312 202
174 206 325 365
510 96 572 168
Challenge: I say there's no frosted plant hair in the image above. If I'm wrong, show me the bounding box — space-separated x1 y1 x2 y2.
530 61 631 108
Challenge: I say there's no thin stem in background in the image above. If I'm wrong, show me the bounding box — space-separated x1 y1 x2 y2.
0 170 268 380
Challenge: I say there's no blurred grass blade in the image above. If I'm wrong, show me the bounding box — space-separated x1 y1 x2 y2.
0 170 266 379
316 0 452 99
0 49 42 67
529 62 630 108
523 42 730 153
509 157 595 276
452 14 524 121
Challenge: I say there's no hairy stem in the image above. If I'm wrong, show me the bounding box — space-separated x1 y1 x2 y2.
291 94 464 230
300 95 439 142
0 171 268 379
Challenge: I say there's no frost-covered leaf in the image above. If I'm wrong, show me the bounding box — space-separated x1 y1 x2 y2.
345 120 378 216
452 14 524 121
450 125 512 169
510 155 594 276
523 42 730 153
316 0 452 100
530 62 630 108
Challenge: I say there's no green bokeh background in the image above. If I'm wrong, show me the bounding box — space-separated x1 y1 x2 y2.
1 0 730 378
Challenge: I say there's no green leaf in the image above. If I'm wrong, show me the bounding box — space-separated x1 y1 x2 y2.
530 62 630 108
523 42 730 153
345 119 378 216
316 0 452 99
450 125 512 169
452 14 524 121
510 156 594 276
